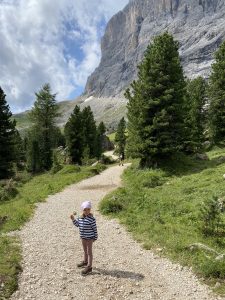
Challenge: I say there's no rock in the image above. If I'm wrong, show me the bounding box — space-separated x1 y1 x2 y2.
84 0 225 99
195 153 209 160
215 254 225 261
214 282 221 288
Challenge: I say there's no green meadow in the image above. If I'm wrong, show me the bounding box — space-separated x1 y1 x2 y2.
100 147 225 295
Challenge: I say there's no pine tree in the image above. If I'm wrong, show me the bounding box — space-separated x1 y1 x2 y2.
115 117 126 159
29 83 60 170
208 41 225 145
81 106 97 158
184 77 207 152
64 105 84 164
125 32 185 167
98 121 106 136
26 137 41 173
0 87 16 179
95 121 106 159
13 129 26 170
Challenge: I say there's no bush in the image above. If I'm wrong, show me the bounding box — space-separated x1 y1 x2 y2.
0 179 18 202
100 195 124 214
200 196 225 235
13 172 32 184
89 164 107 175
142 173 166 188
200 258 225 279
100 154 115 165
81 158 98 166
57 165 81 174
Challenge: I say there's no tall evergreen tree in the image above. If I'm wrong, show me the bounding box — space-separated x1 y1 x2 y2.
13 129 26 170
0 87 16 179
98 121 106 136
115 117 126 159
29 83 59 170
81 106 97 158
208 41 225 145
95 121 106 159
26 137 41 173
125 32 185 167
184 77 207 152
64 105 84 164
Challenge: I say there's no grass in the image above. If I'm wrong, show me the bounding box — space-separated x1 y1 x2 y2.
0 163 106 298
99 148 225 295
108 132 116 142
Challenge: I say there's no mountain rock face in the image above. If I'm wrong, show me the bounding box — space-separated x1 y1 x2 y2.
84 0 225 98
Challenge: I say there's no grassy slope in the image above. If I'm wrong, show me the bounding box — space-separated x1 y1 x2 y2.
100 148 225 295
0 164 105 298
108 132 116 142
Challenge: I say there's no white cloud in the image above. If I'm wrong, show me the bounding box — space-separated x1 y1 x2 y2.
0 0 129 112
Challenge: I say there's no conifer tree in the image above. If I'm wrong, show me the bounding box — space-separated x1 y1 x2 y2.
13 129 26 170
0 87 16 179
64 105 84 164
81 106 97 158
95 121 106 159
26 137 41 173
98 121 106 136
125 32 185 167
29 83 60 170
115 117 126 159
208 41 225 145
184 77 207 152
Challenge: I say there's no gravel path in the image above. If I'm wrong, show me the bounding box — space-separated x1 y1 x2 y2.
11 165 224 300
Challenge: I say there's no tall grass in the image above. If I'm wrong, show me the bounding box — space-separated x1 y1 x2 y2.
99 149 225 294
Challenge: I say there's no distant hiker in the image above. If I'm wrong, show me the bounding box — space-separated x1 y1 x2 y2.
70 201 98 275
119 153 124 166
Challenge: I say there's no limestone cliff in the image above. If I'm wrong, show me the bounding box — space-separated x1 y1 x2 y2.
84 0 225 98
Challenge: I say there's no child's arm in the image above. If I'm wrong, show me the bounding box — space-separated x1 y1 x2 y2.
70 214 79 227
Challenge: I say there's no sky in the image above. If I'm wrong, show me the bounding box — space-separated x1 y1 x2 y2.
0 0 129 113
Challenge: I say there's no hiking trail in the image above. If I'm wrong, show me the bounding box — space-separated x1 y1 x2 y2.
11 164 224 300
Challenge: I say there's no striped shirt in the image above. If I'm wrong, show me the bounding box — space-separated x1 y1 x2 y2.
72 214 98 240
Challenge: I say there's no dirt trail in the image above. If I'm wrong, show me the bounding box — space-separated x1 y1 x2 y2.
11 165 224 300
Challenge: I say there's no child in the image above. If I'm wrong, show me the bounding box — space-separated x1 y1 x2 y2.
70 201 98 275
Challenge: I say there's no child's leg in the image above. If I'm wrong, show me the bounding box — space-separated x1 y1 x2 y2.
82 239 88 263
86 239 93 267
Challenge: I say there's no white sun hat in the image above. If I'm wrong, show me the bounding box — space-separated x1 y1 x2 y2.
81 201 92 210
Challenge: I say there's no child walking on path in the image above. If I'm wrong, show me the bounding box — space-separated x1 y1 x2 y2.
70 201 98 275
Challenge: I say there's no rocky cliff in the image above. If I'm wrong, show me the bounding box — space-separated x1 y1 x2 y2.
84 0 225 98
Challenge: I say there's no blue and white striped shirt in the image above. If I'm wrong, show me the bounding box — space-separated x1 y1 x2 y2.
73 215 98 240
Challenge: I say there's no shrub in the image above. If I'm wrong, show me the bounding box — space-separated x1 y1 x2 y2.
142 173 166 188
81 158 97 166
0 179 18 202
57 165 81 174
13 172 32 184
100 195 124 214
100 154 115 165
199 258 225 279
200 196 225 235
89 164 107 175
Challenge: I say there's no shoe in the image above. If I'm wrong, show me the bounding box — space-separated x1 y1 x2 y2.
77 261 88 268
81 266 92 275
